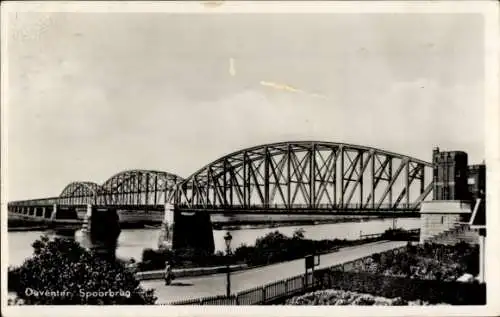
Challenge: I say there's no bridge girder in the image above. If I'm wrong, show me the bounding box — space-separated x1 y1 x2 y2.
8 142 435 212
8 170 183 207
175 141 434 212
100 170 183 206
59 181 104 205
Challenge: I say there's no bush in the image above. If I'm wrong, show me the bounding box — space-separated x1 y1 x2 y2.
292 228 305 240
137 229 385 271
138 248 174 271
285 289 442 305
8 235 157 304
315 269 485 305
141 248 157 262
380 228 419 241
138 247 230 271
232 231 363 266
350 242 479 281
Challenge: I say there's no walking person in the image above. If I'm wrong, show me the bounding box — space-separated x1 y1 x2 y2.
164 261 172 286
127 258 137 275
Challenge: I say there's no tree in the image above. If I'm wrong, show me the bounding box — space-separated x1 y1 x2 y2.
8 235 157 304
254 230 287 249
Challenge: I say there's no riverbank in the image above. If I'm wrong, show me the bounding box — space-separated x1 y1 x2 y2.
8 218 48 231
9 226 49 232
134 239 376 281
212 216 386 230
8 219 163 231
137 227 419 272
143 241 409 304
7 216 405 232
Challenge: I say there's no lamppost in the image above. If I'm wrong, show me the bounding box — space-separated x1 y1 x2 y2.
224 231 233 297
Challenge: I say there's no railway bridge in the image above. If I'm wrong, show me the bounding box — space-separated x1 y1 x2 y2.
8 141 435 253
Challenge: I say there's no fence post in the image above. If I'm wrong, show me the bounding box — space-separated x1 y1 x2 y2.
234 294 239 305
262 286 267 304
199 298 204 305
285 278 288 295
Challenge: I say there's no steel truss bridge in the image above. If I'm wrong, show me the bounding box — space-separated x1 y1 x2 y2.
8 142 434 215
9 170 182 210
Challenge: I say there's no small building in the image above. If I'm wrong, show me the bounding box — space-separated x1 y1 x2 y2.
421 149 486 243
421 149 487 282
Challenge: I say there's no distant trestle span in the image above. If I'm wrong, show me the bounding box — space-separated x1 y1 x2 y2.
9 169 183 207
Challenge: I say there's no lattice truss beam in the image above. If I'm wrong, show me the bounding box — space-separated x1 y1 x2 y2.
59 181 103 205
101 170 182 205
176 142 433 211
54 170 183 206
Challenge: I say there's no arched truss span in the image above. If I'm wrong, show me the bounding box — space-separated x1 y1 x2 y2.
175 141 434 211
101 170 183 205
59 181 104 205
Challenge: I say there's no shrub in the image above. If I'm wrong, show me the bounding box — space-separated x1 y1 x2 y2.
254 231 288 249
315 269 485 305
380 228 419 241
349 242 479 282
137 229 387 271
141 248 157 262
292 228 306 240
138 248 176 271
8 235 157 304
285 289 441 305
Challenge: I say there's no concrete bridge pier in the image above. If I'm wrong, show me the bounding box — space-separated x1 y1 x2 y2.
50 204 58 220
47 205 77 239
157 204 215 254
78 205 121 260
157 203 174 250
81 204 93 233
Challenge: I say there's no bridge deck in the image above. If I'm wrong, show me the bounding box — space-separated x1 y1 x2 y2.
9 204 421 217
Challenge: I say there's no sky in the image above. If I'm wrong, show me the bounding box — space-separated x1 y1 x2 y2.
5 12 485 200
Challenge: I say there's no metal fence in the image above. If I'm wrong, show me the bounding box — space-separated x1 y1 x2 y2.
167 243 487 305
167 246 408 305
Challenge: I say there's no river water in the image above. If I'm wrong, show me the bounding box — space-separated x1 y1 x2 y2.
8 217 420 267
